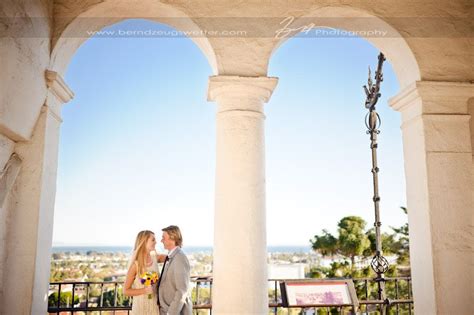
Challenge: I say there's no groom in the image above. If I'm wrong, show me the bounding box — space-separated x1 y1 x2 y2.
157 225 192 315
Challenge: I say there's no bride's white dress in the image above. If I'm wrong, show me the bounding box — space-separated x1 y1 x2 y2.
131 258 160 315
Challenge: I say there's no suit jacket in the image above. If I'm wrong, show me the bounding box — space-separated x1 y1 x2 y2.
158 247 192 315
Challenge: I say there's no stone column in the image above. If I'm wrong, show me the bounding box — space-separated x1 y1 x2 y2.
469 97 474 221
2 70 73 315
208 75 278 315
389 81 474 315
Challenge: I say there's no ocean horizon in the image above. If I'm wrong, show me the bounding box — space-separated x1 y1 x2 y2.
52 245 312 254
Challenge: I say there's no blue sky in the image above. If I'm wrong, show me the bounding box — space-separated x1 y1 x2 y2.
53 19 406 248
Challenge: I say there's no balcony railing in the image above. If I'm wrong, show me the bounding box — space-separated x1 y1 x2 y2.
48 276 413 314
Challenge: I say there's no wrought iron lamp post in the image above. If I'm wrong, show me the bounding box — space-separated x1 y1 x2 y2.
363 52 390 312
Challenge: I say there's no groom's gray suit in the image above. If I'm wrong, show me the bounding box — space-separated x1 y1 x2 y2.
157 247 192 315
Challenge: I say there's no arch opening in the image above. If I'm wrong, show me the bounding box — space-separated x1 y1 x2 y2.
269 6 421 88
265 21 413 300
50 0 217 76
51 18 215 281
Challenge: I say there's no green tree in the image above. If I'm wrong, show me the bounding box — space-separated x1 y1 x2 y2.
365 207 409 264
102 287 130 307
310 216 371 273
337 216 371 270
364 228 395 257
192 287 211 305
309 208 412 305
310 229 337 256
48 291 79 307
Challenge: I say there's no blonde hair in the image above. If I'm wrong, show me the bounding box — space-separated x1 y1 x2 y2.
162 225 183 247
132 230 154 275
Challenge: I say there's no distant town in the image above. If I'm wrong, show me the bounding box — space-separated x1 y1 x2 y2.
48 242 411 313
50 246 323 283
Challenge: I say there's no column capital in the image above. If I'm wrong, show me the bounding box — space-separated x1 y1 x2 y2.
389 80 474 114
207 75 278 103
44 70 74 121
45 70 74 104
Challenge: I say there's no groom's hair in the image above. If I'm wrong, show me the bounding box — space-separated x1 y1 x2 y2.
162 225 183 247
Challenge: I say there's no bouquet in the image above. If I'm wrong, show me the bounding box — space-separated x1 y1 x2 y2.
140 271 159 299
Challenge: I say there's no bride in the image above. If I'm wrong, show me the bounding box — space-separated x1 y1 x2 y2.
124 230 166 315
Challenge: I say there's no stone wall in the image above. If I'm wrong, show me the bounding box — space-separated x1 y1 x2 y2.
0 1 52 313
0 134 15 307
0 0 51 141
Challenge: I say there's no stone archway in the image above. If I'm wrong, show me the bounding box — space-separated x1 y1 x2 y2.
261 7 473 314
1 3 218 314
182 5 473 313
0 1 472 314
269 6 421 88
220 6 425 314
49 0 218 76
206 6 424 313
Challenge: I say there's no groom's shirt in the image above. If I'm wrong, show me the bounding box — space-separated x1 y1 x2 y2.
162 246 178 276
